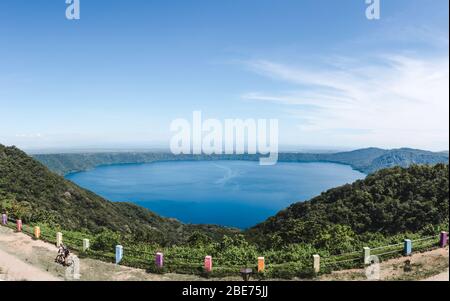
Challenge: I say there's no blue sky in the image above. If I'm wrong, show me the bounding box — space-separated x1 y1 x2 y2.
0 0 448 151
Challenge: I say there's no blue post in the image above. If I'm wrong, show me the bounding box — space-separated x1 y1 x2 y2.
115 245 123 264
404 239 412 256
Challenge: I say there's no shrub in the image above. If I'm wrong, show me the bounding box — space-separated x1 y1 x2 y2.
92 229 122 252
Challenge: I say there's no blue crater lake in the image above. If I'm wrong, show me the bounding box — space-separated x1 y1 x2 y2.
66 161 365 229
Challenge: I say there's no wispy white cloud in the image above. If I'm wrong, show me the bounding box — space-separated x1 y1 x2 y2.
15 133 43 138
242 54 449 150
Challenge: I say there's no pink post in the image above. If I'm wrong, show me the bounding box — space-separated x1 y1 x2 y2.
1 214 7 225
155 252 164 268
16 219 22 232
204 256 212 272
440 231 448 248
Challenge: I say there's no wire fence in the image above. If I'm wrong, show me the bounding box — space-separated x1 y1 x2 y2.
0 217 447 278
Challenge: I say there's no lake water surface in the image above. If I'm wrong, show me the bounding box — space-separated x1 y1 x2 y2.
66 161 365 228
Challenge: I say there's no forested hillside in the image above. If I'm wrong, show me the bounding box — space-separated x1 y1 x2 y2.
246 164 449 249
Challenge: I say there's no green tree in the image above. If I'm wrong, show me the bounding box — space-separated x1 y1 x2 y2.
92 229 122 252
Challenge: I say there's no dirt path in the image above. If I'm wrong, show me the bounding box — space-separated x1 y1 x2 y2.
0 248 61 281
1 225 448 281
319 247 449 281
0 226 207 281
423 269 449 281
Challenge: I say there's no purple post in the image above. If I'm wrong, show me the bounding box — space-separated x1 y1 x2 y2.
1 214 7 225
155 252 164 268
439 231 448 248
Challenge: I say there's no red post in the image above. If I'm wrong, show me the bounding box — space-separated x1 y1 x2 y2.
204 256 212 272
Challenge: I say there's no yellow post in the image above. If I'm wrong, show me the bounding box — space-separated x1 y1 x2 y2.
258 257 265 272
34 226 41 239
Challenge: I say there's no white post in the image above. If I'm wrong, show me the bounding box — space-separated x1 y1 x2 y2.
313 254 320 274
56 232 63 247
363 247 371 265
82 239 90 252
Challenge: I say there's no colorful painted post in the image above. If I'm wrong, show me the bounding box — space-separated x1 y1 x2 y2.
155 252 164 268
16 219 22 232
82 239 90 252
56 232 63 247
363 247 371 264
313 254 320 274
204 256 212 272
258 257 265 273
34 226 41 239
440 231 449 248
1 214 7 225
404 239 412 256
115 245 123 264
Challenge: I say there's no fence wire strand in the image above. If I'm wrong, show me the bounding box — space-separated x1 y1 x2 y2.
0 221 445 275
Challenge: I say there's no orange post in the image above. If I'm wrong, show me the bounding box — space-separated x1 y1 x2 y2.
34 226 41 239
258 257 265 273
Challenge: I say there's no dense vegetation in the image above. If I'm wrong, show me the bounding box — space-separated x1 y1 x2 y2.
246 164 449 251
1 143 448 278
34 147 448 175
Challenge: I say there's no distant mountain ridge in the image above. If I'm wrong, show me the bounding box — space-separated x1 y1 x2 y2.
367 148 450 173
32 147 448 175
319 147 449 174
